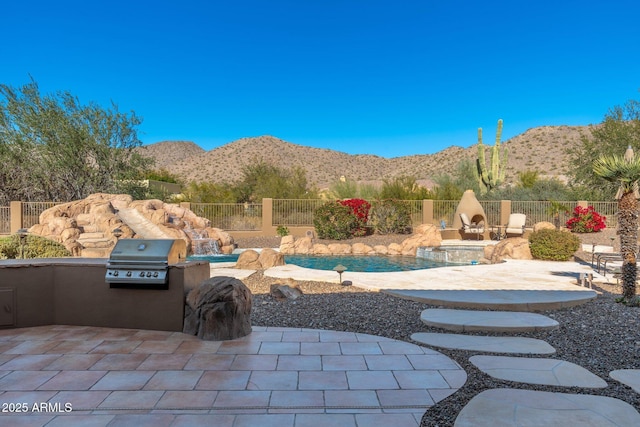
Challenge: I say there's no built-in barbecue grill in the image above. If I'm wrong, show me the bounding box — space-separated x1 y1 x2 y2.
105 239 187 289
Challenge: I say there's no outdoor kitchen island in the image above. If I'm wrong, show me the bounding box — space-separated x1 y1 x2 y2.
0 254 210 332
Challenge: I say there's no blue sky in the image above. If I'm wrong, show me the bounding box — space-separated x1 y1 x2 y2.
3 0 639 157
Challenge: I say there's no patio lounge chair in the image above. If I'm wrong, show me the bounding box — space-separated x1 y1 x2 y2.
504 213 527 238
460 213 484 240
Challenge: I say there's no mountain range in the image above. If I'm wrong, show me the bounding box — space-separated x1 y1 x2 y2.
137 125 592 189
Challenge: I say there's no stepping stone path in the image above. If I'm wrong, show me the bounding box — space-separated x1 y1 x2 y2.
454 389 640 427
411 301 640 425
469 355 608 388
610 369 640 393
420 308 559 332
411 332 556 354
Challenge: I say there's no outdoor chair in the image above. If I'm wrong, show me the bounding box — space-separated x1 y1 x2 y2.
460 213 485 240
504 213 527 238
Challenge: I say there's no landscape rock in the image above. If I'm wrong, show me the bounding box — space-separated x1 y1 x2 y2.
293 236 314 254
534 221 556 232
400 224 442 256
27 193 226 258
279 235 295 255
328 243 352 254
183 276 252 340
270 284 303 300
235 249 262 269
313 244 331 255
352 242 375 255
258 248 285 268
374 245 388 255
490 237 533 263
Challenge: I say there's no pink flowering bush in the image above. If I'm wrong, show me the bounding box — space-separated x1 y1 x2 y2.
566 206 606 233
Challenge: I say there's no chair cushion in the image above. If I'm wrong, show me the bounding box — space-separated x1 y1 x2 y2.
460 213 471 226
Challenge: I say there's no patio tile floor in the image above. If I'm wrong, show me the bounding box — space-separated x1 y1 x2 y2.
0 325 465 426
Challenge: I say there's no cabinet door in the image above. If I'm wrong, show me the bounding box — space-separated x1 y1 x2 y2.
0 289 15 326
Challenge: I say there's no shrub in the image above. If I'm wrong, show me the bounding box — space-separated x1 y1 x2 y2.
339 198 371 237
368 199 412 234
566 205 606 233
0 234 71 259
313 201 359 240
276 225 289 237
529 229 580 261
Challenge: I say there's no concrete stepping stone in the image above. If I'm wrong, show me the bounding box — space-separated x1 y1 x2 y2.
420 308 559 332
610 369 640 393
454 388 640 427
470 355 607 388
411 332 555 354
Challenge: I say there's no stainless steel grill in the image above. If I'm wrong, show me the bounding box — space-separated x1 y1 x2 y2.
105 239 187 289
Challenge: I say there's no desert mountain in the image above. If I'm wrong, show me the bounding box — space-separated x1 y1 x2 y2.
138 126 593 189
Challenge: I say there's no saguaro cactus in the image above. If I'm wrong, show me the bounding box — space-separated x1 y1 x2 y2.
476 119 507 194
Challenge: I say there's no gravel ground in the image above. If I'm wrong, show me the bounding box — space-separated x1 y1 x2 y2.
234 230 640 426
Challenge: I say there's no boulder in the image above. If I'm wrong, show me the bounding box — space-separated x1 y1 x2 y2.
387 243 403 255
490 237 533 263
183 276 252 341
400 224 442 256
313 244 331 255
235 249 262 269
279 235 295 255
270 284 303 300
328 243 352 254
352 243 375 255
258 248 285 268
533 221 556 232
294 236 314 254
373 245 388 255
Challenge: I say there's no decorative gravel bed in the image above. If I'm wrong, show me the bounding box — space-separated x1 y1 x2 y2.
235 231 640 426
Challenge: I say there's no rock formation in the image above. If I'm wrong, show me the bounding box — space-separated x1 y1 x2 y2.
278 223 442 256
183 276 252 341
485 237 533 263
27 193 234 257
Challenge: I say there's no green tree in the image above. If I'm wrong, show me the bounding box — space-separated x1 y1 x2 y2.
569 98 640 198
184 182 236 203
593 147 640 305
0 79 151 204
379 176 430 200
233 160 314 202
517 170 539 189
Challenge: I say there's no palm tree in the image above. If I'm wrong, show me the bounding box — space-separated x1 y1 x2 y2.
593 146 640 305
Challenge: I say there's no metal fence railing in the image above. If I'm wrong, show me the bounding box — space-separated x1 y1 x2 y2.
272 199 326 227
0 199 625 235
190 203 263 230
0 206 10 234
22 202 61 229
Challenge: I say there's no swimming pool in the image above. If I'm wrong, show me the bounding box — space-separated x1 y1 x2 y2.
189 253 461 273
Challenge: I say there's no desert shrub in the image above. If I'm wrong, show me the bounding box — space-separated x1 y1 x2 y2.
368 199 412 234
529 229 580 261
566 205 606 233
313 201 359 240
0 234 71 259
276 225 290 237
339 198 371 237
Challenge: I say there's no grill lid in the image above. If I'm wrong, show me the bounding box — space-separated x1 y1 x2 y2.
108 239 187 264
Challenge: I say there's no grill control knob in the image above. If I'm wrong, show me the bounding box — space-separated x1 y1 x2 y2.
113 271 119 277
126 271 132 277
139 272 145 277
153 272 159 277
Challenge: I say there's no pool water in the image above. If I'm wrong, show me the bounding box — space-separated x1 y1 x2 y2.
190 253 459 273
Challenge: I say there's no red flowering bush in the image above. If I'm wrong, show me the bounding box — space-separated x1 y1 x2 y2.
566 206 606 233
338 198 371 237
